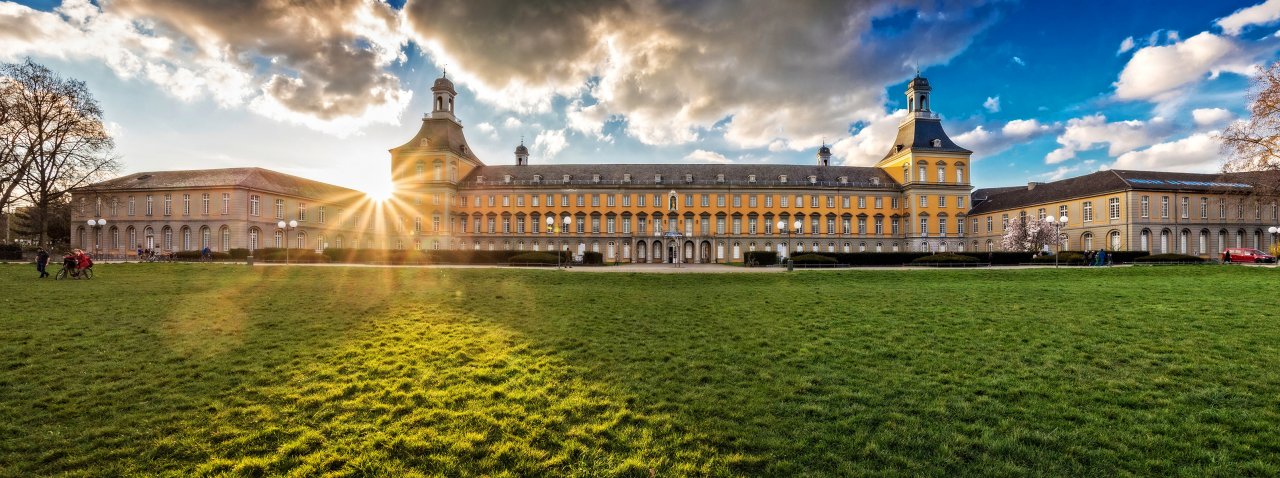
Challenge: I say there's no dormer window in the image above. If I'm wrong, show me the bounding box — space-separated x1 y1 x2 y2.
748 174 756 183
532 174 542 184
563 174 571 183
476 175 485 184
655 174 663 184
716 174 725 183
419 138 429 147
931 139 942 148
623 173 632 183
871 177 880 185
808 175 817 184
838 176 848 184
592 174 601 183
503 175 512 184
779 175 788 183
685 174 693 183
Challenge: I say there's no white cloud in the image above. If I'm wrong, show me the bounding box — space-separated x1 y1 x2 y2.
983 96 1000 113
1218 0 1280 36
1191 107 1235 126
0 0 413 135
404 0 998 149
476 122 496 134
829 109 909 166
1045 114 1166 164
1002 119 1051 137
1110 132 1222 172
1011 56 1026 66
1113 31 1262 102
503 117 524 129
531 129 568 160
683 149 731 164
1117 36 1136 55
565 100 613 141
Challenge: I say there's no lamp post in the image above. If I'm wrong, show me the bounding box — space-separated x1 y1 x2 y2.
777 219 802 271
545 215 559 269
1044 215 1069 268
1269 226 1279 257
87 218 106 256
563 215 572 268
277 219 298 264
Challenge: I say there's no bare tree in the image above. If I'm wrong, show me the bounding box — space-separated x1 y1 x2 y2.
1223 62 1280 181
1 59 119 246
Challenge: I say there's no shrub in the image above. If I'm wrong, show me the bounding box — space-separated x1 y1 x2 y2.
0 243 22 260
1031 252 1085 265
211 252 232 260
911 253 980 265
744 251 778 266
791 253 837 266
1133 253 1205 263
580 251 604 265
229 248 251 259
956 251 1035 264
173 251 202 260
508 252 561 265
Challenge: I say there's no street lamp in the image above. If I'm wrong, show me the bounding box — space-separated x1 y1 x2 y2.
563 215 572 267
277 219 298 264
1044 215 1069 267
87 218 106 256
777 219 802 271
1269 226 1279 256
545 215 559 269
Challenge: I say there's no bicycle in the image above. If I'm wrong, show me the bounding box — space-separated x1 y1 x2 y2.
55 265 92 280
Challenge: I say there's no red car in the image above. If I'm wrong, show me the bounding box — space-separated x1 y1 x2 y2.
1222 248 1277 263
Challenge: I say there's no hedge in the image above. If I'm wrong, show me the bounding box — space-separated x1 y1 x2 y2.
508 252 561 265
911 253 980 265
0 243 21 260
791 253 837 266
744 251 778 266
580 251 604 265
1133 253 1205 263
229 248 251 259
1062 250 1149 264
1031 252 1085 265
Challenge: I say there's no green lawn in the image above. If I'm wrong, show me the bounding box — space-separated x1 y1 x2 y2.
2 264 1280 476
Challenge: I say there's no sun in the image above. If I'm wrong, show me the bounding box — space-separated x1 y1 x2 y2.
363 180 395 202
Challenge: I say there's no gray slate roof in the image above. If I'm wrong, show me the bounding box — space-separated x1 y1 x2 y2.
462 163 897 188
883 118 971 160
968 169 1277 215
390 117 482 163
78 167 363 201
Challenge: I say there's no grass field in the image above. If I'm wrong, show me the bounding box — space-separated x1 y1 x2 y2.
2 264 1280 476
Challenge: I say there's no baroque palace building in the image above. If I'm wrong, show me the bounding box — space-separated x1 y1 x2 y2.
70 72 1280 260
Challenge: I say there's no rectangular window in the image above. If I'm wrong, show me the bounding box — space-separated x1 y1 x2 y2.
622 217 631 234
607 195 616 207
200 193 209 215
716 217 725 234
938 196 946 208
182 194 190 215
1083 201 1094 222
891 197 899 209
532 195 540 207
489 195 496 207
685 194 693 207
1002 214 1009 230
717 195 725 207
702 194 710 207
826 217 835 234
1180 197 1189 219
919 217 929 236
591 195 600 207
1200 197 1208 219
874 197 883 209
637 194 646 207
749 217 758 234
606 217 616 233
826 196 834 208
503 217 511 233
128 196 136 216
298 203 307 221
892 217 900 235
842 196 851 209
957 196 965 209
749 195 758 208
858 197 866 209
919 195 927 207
1140 196 1149 218
318 206 326 223
842 218 852 235
414 217 422 233
1109 197 1120 220
577 195 585 207
939 218 948 236
858 217 867 235
1161 196 1169 218
502 195 511 207
874 217 884 235
577 217 585 233
764 220 773 234
794 195 803 208
732 195 741 207
221 193 230 214
621 195 630 207
764 196 773 208
732 217 742 234
986 217 992 232
516 195 525 207
780 196 789 208
164 194 172 216
638 217 648 234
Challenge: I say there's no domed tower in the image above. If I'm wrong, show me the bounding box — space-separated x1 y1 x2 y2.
515 139 529 166
817 143 832 166
431 70 458 122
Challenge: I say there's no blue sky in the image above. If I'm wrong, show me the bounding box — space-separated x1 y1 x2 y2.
3 0 1280 194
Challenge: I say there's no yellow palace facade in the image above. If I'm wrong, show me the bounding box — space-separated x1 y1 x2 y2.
389 74 973 262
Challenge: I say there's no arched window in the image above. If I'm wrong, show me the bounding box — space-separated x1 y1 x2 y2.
248 227 260 251
433 161 443 181
1109 231 1121 250
274 229 284 248
220 226 231 251
435 96 442 110
955 163 965 183
162 226 173 251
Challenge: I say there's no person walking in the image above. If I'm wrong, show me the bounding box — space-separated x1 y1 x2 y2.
36 248 50 278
